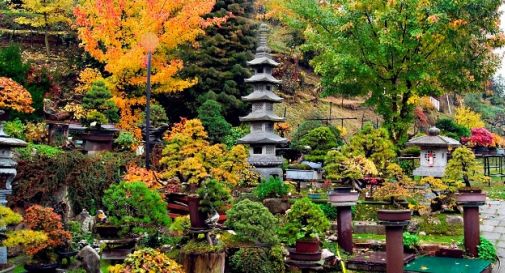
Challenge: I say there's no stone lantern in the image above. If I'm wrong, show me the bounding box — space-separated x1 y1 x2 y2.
406 127 460 177
0 122 27 267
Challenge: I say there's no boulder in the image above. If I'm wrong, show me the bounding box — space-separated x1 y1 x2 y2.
76 245 101 273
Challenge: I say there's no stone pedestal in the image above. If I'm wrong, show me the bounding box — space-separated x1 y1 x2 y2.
456 191 486 257
328 187 359 253
378 210 411 273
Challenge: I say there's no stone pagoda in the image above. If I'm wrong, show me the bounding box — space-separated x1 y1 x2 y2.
238 23 287 179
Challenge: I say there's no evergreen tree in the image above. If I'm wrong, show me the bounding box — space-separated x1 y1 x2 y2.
197 100 232 144
161 0 257 124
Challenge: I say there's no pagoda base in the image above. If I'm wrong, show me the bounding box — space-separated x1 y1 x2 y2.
255 167 283 180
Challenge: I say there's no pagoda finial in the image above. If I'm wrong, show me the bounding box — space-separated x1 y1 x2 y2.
256 23 271 56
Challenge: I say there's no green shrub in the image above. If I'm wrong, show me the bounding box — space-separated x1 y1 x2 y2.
400 146 421 156
318 203 337 220
435 118 470 140
254 177 289 200
301 126 340 162
403 232 420 249
4 118 25 139
139 104 169 128
196 179 232 213
103 181 171 235
180 239 224 254
197 99 231 143
223 126 250 149
0 45 29 84
478 237 497 261
419 214 463 236
169 216 190 236
114 131 137 151
225 199 279 245
16 143 62 160
290 120 323 151
278 197 330 245
82 81 119 125
230 246 285 273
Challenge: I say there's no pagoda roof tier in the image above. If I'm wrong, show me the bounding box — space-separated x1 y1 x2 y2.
239 112 285 122
242 91 283 102
245 73 282 84
238 132 287 144
247 57 279 67
248 155 284 167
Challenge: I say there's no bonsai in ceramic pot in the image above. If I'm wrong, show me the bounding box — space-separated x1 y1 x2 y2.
194 179 232 229
324 151 379 192
279 197 330 258
3 205 71 273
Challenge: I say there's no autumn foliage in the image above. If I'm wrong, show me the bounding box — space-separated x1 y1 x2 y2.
73 0 220 92
0 77 34 113
160 118 255 186
22 205 71 255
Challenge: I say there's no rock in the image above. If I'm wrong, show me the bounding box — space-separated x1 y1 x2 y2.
76 245 102 273
75 209 95 233
419 231 427 236
262 198 290 214
407 219 420 233
445 215 463 225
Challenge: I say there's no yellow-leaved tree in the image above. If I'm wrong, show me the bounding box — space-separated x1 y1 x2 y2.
13 0 74 58
454 106 485 129
0 77 34 113
160 118 256 186
74 0 223 134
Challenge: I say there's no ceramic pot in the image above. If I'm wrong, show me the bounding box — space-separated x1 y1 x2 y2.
377 210 411 222
295 238 320 254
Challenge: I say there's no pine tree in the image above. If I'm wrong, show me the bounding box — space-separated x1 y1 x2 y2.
162 0 257 124
197 99 232 144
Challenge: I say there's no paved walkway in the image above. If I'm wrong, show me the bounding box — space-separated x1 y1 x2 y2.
481 199 505 273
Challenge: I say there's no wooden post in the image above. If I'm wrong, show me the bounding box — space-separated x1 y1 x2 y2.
182 252 225 273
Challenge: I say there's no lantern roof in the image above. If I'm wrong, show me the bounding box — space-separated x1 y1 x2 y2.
406 127 460 148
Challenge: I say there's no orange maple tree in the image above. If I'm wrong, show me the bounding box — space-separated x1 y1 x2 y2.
0 77 34 113
74 0 222 133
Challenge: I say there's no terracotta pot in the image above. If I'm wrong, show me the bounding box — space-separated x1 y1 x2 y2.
295 238 320 253
24 263 58 273
377 210 411 222
187 195 208 229
458 188 482 194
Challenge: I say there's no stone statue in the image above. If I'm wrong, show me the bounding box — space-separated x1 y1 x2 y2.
76 209 94 233
76 245 102 273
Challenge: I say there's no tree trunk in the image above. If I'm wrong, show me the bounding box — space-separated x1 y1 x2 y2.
44 12 50 59
182 251 225 273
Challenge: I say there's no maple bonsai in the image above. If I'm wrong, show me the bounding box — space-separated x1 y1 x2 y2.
3 205 71 270
467 128 494 148
0 77 34 116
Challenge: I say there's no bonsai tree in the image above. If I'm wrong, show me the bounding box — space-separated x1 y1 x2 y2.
230 246 285 273
254 177 289 200
444 146 488 188
102 181 171 236
467 128 494 147
3 205 71 265
324 151 378 190
278 197 330 246
300 126 341 162
82 81 119 127
0 77 34 114
196 179 232 214
139 104 168 128
225 199 279 245
109 248 184 273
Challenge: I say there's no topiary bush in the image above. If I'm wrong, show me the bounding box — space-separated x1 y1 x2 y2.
102 181 171 236
230 246 285 273
225 199 279 245
254 177 289 200
278 197 330 246
108 248 184 273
